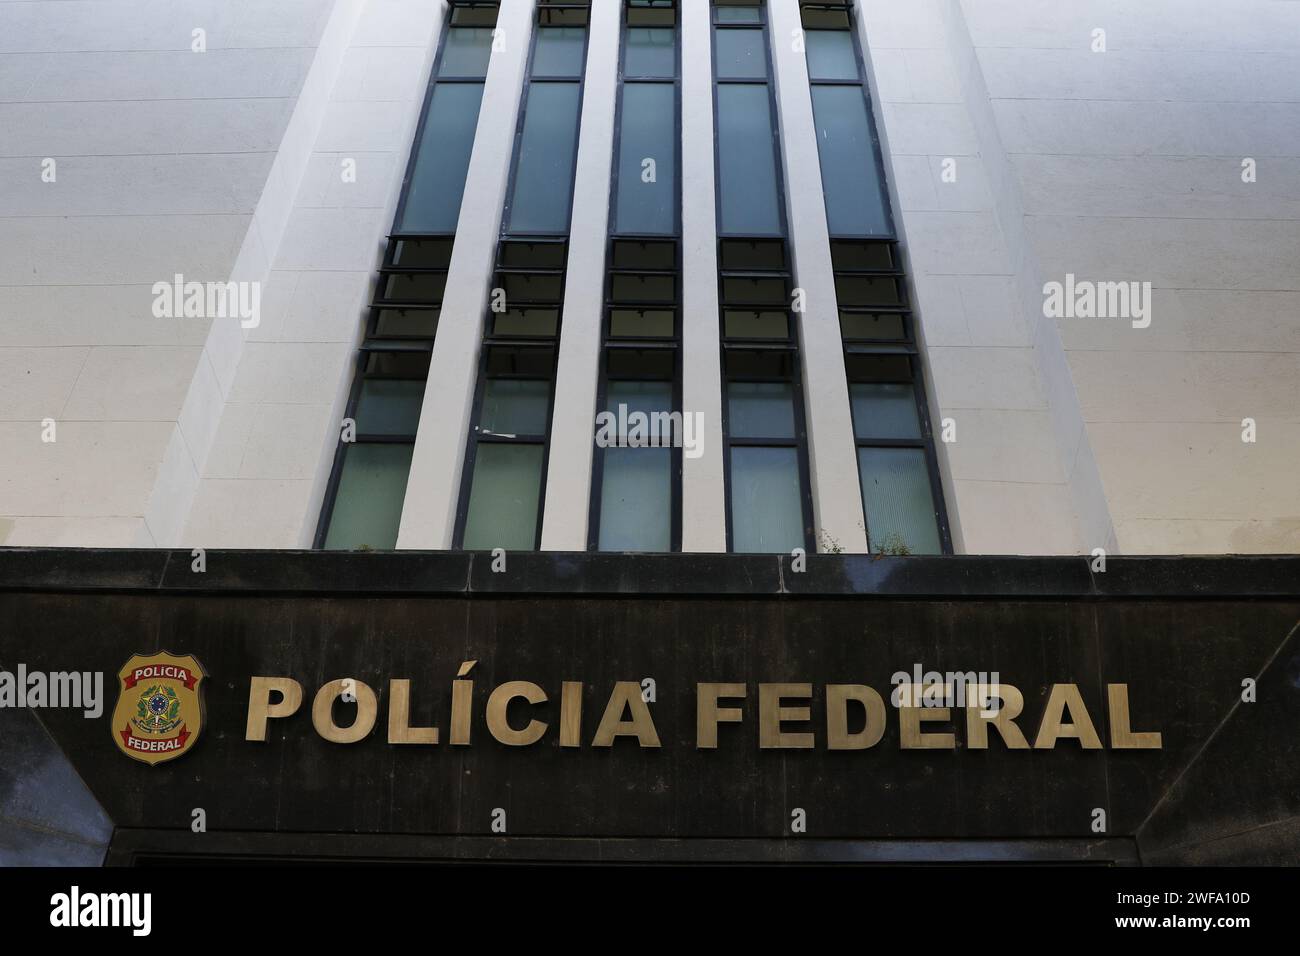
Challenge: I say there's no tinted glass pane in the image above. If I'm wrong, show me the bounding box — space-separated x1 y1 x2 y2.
836 275 903 306
462 443 544 550
849 383 921 439
480 378 550 435
716 7 762 24
610 309 674 337
805 30 858 80
840 312 905 340
598 447 672 551
507 82 581 233
605 380 674 444
730 446 805 553
439 27 494 76
611 272 675 303
374 308 438 338
399 83 485 233
810 85 891 236
382 272 446 301
722 275 786 304
354 378 425 435
392 238 453 268
532 27 586 76
831 240 893 271
717 84 781 235
492 308 558 337
612 239 676 269
724 310 788 339
625 27 675 76
858 447 941 555
606 380 672 416
714 28 767 78
323 444 413 551
615 83 677 235
728 381 795 439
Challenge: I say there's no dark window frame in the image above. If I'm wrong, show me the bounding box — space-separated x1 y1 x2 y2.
314 6 501 550
589 3 684 553
800 0 952 553
711 0 815 553
453 6 593 550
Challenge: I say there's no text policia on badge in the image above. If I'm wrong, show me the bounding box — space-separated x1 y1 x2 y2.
244 670 1162 751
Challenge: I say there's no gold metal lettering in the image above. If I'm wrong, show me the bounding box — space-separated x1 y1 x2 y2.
311 678 378 744
826 684 885 750
387 679 439 745
899 704 956 749
592 681 661 748
559 681 582 748
245 676 303 741
1034 683 1102 749
486 680 548 746
696 682 745 749
758 682 814 749
965 683 1029 750
1107 683 1162 749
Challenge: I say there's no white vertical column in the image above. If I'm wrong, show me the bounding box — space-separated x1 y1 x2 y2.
397 0 536 550
539 0 621 551
768 0 870 553
680 0 727 552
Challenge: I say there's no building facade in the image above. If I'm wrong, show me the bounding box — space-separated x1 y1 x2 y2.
3 0 1297 557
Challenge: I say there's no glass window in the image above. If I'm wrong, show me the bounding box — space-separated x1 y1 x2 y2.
610 309 674 338
598 447 671 551
354 378 425 436
480 378 550 436
615 83 676 235
722 275 786 304
810 85 891 236
716 7 763 24
727 381 795 439
724 310 788 339
849 383 921 439
716 84 782 235
840 313 905 340
399 83 486 233
492 308 559 337
439 27 494 77
323 444 414 551
730 447 804 553
714 28 767 79
507 82 582 233
462 444 545 550
606 380 673 443
382 272 447 302
857 447 941 554
836 274 903 306
625 26 675 77
805 30 858 81
374 308 439 338
611 272 676 303
532 26 587 77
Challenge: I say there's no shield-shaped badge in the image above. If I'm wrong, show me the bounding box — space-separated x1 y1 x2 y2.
111 652 206 766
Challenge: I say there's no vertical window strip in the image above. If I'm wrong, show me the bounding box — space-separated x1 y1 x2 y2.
590 1 683 553
712 0 815 554
316 5 500 551
455 0 592 551
800 0 951 554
